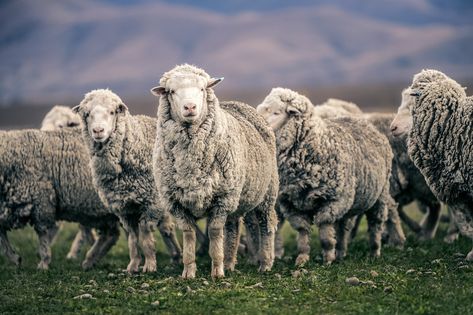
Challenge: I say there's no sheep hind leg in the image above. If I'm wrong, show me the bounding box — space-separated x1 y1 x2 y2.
195 221 209 257
243 211 260 266
82 225 119 270
181 221 197 279
419 201 441 240
158 215 182 264
223 216 241 271
335 216 357 261
35 225 55 270
365 198 389 258
124 223 141 274
349 215 363 241
384 204 406 248
444 206 460 244
67 225 93 260
0 229 21 266
287 214 312 267
138 220 157 273
274 206 285 259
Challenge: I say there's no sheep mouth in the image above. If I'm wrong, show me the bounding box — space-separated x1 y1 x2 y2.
93 135 107 142
183 112 197 117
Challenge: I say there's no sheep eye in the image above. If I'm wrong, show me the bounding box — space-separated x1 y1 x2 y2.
274 112 280 116
58 125 64 129
201 88 204 92
110 111 115 115
170 90 175 94
84 112 90 118
67 122 78 127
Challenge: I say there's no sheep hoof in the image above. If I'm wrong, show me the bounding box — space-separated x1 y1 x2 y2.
171 255 182 265
66 252 79 260
274 248 285 260
224 260 236 272
82 260 95 271
295 254 309 267
142 261 157 273
370 250 381 258
258 261 273 272
182 263 197 279
443 233 459 244
126 260 141 274
37 261 49 270
211 263 225 279
13 255 22 267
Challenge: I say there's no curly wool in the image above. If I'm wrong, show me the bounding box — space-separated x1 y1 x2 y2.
315 98 363 118
407 70 473 240
0 128 119 267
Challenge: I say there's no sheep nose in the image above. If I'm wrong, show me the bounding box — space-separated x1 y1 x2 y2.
93 127 104 134
184 103 196 111
390 125 398 132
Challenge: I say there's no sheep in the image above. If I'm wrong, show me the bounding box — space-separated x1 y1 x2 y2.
0 128 120 270
150 64 279 279
40 105 96 260
73 89 182 273
390 69 473 261
259 87 393 267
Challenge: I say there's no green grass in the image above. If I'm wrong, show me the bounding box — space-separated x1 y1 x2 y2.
1 206 472 315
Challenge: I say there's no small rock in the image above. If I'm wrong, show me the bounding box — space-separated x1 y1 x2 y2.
246 282 264 289
406 269 416 275
431 259 442 264
221 281 231 288
370 270 379 277
292 270 301 278
292 288 301 292
141 283 150 289
458 265 470 270
300 268 308 275
73 293 94 300
364 280 375 286
151 300 160 307
384 286 393 293
203 280 209 286
126 287 135 293
345 277 360 286
103 289 110 294
186 286 193 293
107 273 116 278
72 276 80 281
453 252 465 258
89 280 98 286
274 273 282 280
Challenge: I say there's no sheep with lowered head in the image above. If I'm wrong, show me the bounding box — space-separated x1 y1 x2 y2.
151 64 279 279
40 105 97 260
390 69 473 260
259 87 393 267
73 89 182 273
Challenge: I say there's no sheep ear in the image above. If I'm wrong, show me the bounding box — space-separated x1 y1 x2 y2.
286 105 301 116
117 103 128 114
208 77 224 88
72 105 81 114
151 86 166 96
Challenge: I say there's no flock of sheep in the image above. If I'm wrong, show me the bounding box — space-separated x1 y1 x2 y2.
0 65 472 279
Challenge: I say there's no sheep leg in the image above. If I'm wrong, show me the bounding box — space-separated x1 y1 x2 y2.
349 215 363 241
398 207 422 234
319 223 336 265
125 223 141 274
137 220 157 273
35 226 55 270
208 215 226 279
288 214 312 267
82 225 119 270
181 221 197 279
195 221 209 257
366 198 388 258
0 229 21 266
223 216 241 271
448 204 473 261
419 201 441 240
274 204 285 259
243 211 260 265
384 205 406 248
158 215 182 264
67 225 95 260
444 206 460 243
335 216 357 261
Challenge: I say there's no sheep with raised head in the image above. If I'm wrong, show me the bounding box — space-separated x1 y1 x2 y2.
0 128 120 270
151 64 279 279
390 69 473 260
40 105 97 260
73 89 182 273
259 87 393 267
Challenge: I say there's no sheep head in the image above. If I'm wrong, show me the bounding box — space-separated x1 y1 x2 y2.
151 64 223 124
256 87 312 131
390 88 415 137
41 105 81 131
72 89 128 143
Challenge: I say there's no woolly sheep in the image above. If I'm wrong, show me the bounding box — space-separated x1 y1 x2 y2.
0 128 120 270
73 89 182 273
260 87 393 267
390 69 473 261
40 105 96 260
151 64 279 279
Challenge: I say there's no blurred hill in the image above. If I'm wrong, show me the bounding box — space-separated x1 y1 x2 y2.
1 0 472 107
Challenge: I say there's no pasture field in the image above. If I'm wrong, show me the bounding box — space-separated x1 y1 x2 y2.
1 206 472 315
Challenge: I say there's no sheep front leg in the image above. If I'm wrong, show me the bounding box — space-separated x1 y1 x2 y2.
208 216 226 279
224 216 241 272
319 223 337 265
35 226 55 270
444 206 460 243
0 229 21 266
82 225 119 270
366 201 388 258
158 214 182 264
384 204 406 248
419 201 441 240
335 216 357 261
181 221 197 279
124 223 141 274
288 214 312 267
139 220 157 273
67 225 95 260
449 204 473 261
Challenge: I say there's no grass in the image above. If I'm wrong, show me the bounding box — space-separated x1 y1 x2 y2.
1 205 472 315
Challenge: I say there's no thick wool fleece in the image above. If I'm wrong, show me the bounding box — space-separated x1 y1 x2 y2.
154 65 278 278
41 105 80 131
407 70 473 260
78 102 182 271
276 96 393 266
0 128 119 270
315 98 363 118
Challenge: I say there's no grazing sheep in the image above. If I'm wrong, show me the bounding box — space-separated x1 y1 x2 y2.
390 69 473 261
73 89 182 273
40 105 96 260
151 64 279 279
41 105 81 131
0 128 120 270
260 87 393 267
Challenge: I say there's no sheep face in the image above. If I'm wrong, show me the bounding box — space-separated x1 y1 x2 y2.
151 73 223 124
73 90 127 143
41 106 81 131
257 97 289 131
390 88 414 137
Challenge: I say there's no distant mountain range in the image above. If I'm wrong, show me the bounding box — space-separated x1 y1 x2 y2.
1 0 472 106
